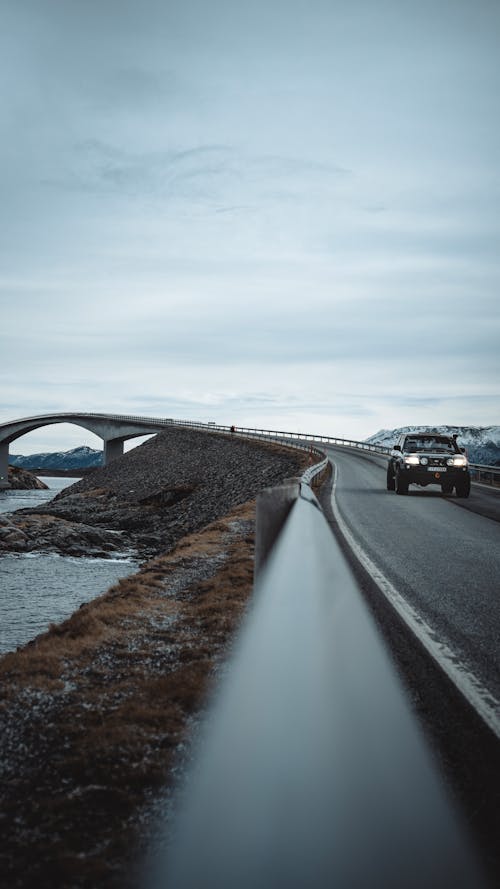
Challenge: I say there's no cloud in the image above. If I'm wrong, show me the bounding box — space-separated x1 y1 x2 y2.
1 0 499 449
39 140 350 219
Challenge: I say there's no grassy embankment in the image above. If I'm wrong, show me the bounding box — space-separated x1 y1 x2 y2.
0 500 257 887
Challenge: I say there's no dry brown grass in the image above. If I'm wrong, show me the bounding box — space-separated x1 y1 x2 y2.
0 499 256 889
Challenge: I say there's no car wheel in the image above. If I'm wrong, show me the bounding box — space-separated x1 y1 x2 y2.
441 482 453 495
455 477 471 498
395 470 408 495
387 463 395 490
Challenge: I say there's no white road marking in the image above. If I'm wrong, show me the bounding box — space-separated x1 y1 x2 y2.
330 463 500 740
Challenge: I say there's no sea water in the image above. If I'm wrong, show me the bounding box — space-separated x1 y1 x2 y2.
0 478 137 654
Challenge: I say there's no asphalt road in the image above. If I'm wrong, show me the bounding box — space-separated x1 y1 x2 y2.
324 446 500 722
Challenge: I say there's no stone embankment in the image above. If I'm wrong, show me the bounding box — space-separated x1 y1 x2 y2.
0 429 305 559
0 428 311 888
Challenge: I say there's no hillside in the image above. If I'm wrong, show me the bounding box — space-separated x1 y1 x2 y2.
365 426 500 465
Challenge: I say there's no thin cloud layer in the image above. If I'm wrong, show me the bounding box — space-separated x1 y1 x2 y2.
1 0 499 452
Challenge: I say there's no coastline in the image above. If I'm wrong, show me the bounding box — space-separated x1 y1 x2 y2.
0 431 308 887
1 429 305 559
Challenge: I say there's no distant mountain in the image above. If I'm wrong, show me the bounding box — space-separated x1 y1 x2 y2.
365 426 500 466
10 446 103 471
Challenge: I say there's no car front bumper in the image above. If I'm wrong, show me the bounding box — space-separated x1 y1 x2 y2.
401 465 470 485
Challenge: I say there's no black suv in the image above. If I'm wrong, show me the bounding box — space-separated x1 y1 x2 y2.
387 432 471 497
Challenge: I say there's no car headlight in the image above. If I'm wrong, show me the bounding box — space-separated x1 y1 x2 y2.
420 457 428 465
447 456 467 467
405 456 420 465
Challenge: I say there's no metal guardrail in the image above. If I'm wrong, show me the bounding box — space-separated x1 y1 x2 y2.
191 423 500 489
166 419 500 489
469 464 500 488
149 474 486 889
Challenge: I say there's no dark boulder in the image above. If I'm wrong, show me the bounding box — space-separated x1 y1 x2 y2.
7 466 48 490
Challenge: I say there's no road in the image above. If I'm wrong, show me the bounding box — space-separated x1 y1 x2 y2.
323 446 500 732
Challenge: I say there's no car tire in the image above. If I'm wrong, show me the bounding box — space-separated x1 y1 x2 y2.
387 463 395 490
395 470 408 495
441 482 453 495
455 477 471 498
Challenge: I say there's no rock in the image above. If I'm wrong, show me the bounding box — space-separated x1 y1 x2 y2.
0 513 126 557
7 466 48 490
0 523 28 549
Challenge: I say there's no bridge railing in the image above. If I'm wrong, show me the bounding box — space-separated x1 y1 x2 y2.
150 468 485 889
161 417 500 487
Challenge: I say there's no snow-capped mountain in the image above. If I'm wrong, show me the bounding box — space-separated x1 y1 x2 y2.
10 446 102 470
365 426 500 466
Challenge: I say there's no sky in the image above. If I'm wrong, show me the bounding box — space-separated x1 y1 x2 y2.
1 0 499 453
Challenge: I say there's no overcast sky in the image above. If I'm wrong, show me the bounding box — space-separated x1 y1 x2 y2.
2 0 499 453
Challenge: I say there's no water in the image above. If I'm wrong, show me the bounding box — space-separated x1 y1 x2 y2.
0 477 137 654
0 476 78 514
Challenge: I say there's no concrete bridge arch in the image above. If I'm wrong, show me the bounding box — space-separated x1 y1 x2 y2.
0 412 172 488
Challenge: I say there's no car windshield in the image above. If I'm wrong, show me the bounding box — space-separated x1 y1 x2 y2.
404 436 457 453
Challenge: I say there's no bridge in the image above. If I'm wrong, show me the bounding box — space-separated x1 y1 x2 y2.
0 412 178 488
0 410 400 488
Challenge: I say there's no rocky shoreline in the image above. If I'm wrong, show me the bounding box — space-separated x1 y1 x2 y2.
0 503 258 888
0 429 309 888
0 429 305 560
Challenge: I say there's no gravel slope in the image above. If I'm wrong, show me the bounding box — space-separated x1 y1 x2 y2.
2 429 306 558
